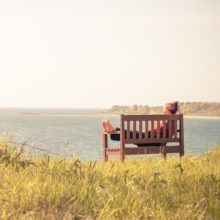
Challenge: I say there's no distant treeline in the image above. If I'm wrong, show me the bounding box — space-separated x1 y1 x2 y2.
104 102 220 117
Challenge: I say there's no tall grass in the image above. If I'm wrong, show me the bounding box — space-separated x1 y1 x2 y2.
0 139 220 219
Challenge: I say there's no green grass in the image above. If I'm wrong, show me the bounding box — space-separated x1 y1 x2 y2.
0 139 220 219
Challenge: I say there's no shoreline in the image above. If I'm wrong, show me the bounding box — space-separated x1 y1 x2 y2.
1 110 220 119
184 115 220 119
99 113 220 119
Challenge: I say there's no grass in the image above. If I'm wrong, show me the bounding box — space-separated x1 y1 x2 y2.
0 139 220 219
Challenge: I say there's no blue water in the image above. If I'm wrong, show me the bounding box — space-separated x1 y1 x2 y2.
0 112 220 160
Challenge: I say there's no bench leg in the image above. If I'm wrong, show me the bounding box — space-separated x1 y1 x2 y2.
120 154 125 162
163 152 167 159
161 145 167 159
180 146 184 157
120 143 125 162
102 133 108 162
120 153 125 162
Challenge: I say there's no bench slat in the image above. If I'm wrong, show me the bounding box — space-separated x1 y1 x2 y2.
122 114 180 121
173 120 177 138
124 146 181 155
145 120 148 139
151 120 154 138
126 120 130 141
124 138 180 144
163 120 166 138
139 120 142 140
157 120 160 138
168 120 172 138
133 120 136 140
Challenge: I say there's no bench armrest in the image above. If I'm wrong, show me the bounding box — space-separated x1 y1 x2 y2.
103 130 120 135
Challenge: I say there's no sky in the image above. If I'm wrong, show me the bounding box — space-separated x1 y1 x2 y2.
0 0 219 108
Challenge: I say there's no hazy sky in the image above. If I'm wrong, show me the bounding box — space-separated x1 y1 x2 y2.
0 0 219 108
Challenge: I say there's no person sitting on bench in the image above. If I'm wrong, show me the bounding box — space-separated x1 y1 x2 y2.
102 101 179 146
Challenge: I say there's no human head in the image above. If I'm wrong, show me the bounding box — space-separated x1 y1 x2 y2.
163 101 179 115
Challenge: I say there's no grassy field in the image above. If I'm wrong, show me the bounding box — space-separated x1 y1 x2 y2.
0 140 220 219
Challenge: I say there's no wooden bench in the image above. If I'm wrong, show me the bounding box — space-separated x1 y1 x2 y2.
102 114 184 161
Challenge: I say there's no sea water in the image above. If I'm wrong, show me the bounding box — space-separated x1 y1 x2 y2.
0 109 220 160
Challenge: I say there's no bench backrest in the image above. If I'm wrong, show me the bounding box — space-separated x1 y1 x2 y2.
120 114 184 145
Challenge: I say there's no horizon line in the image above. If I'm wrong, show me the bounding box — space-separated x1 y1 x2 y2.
0 101 219 110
